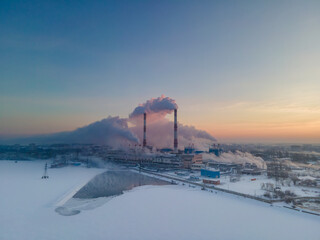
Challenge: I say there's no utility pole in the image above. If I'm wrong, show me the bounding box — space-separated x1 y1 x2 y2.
42 162 49 179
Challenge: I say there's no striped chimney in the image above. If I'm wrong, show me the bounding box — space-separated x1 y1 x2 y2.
143 113 147 147
174 109 178 152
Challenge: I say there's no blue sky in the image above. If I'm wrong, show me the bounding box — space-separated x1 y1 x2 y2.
1 0 320 142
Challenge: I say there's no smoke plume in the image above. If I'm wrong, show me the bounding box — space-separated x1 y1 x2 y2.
203 151 266 169
129 95 216 150
129 95 178 120
2 95 217 149
130 119 216 150
8 117 139 147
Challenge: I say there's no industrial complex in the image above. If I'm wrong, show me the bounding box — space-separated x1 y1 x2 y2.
102 109 263 186
1 108 319 214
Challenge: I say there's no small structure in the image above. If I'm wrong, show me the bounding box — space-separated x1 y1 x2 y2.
241 168 262 175
201 168 220 178
203 179 220 185
191 163 205 170
189 175 200 181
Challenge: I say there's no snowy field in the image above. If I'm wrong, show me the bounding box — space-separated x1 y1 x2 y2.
218 174 320 198
165 171 320 198
0 160 320 240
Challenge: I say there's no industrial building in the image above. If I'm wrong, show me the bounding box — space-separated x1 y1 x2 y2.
191 163 205 170
180 154 203 169
184 144 195 154
206 162 242 173
102 108 264 178
201 168 220 178
209 144 222 156
266 160 290 179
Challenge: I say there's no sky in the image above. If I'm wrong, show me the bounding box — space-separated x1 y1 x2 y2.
1 0 320 143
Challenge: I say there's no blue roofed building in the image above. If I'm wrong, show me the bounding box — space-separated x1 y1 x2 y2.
201 168 220 178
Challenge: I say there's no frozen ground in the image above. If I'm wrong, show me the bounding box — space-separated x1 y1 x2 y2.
218 174 320 198
165 171 320 198
0 160 320 240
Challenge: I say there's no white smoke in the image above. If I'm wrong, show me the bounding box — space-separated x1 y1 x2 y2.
129 95 216 150
4 95 217 149
11 116 139 147
203 151 266 169
129 95 178 120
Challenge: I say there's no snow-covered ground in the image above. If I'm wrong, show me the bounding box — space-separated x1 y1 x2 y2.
165 171 320 198
218 174 320 198
0 160 320 240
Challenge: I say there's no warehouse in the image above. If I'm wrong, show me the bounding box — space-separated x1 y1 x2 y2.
201 168 220 178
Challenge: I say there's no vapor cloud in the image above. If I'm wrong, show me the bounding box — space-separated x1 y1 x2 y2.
3 95 216 149
8 117 139 147
129 95 216 150
203 151 266 169
130 119 216 150
129 95 178 120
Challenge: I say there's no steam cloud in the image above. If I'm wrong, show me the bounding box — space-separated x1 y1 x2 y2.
203 151 266 169
129 95 178 120
3 95 216 149
129 95 216 150
8 117 139 147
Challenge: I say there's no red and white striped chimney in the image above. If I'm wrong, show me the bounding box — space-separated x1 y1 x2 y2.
174 109 178 152
143 113 147 147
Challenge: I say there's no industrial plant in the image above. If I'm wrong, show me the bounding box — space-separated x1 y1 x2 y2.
1 105 319 215
99 108 265 187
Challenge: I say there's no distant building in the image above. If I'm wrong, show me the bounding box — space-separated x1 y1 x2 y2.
191 163 205 170
203 179 220 185
180 154 203 169
207 162 242 173
241 168 262 175
201 168 220 178
266 160 290 179
209 144 222 156
184 144 195 154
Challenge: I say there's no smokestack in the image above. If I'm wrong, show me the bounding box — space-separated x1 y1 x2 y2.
143 113 147 147
174 109 178 152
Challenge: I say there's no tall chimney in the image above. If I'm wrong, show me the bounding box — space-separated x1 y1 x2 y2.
174 109 178 152
143 113 147 147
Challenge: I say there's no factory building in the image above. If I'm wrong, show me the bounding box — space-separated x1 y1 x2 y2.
201 168 220 178
191 163 205 170
209 144 222 156
153 155 181 167
206 162 242 173
266 161 290 179
184 144 195 154
180 154 203 169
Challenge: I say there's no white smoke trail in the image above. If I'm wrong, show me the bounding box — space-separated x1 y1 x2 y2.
129 95 216 150
4 95 217 149
203 151 266 169
129 95 178 120
13 116 139 147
